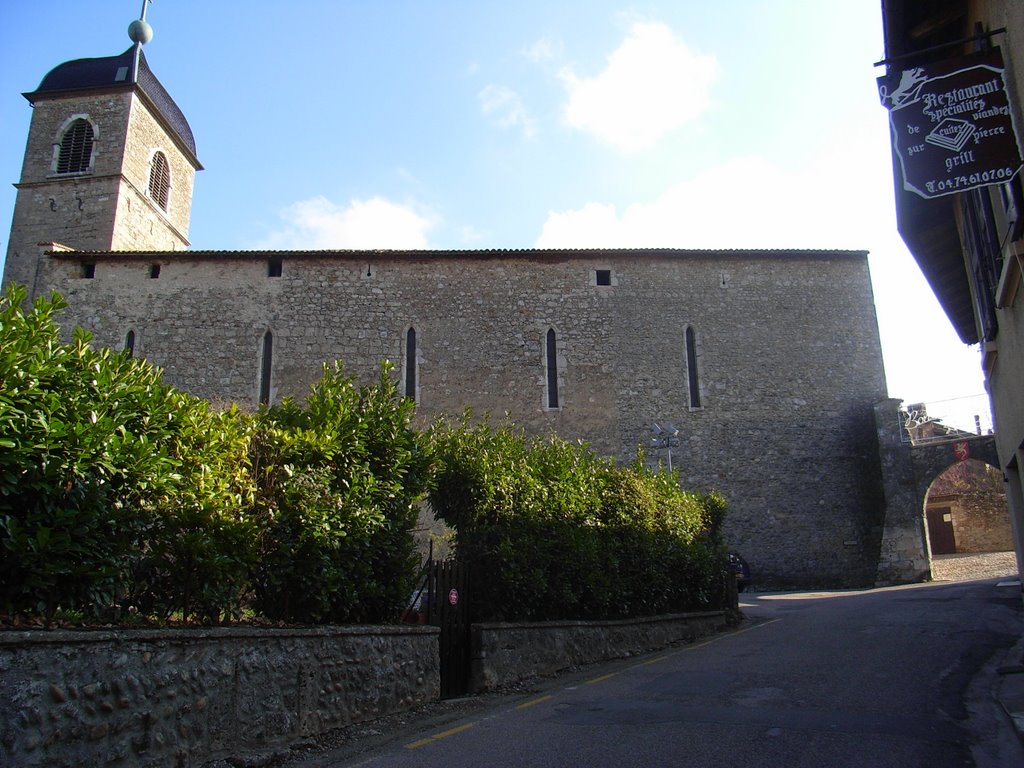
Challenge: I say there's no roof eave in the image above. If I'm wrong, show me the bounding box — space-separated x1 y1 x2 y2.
22 82 203 171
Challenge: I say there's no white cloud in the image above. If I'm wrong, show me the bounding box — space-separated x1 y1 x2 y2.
559 21 717 152
533 127 989 403
256 196 434 250
457 224 487 245
536 155 841 249
523 36 563 63
478 84 538 138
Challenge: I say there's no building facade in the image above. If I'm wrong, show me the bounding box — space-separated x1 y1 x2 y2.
879 0 1024 589
3 33 892 587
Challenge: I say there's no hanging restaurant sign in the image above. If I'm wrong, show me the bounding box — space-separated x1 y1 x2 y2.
878 48 1023 199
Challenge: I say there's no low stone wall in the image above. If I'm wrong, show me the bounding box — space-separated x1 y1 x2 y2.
0 625 439 768
470 610 729 691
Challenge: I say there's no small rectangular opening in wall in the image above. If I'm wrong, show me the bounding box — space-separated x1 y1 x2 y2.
595 269 612 286
149 264 161 279
268 257 283 278
82 263 96 279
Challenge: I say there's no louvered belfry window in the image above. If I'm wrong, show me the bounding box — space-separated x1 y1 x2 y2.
56 119 94 174
148 151 170 210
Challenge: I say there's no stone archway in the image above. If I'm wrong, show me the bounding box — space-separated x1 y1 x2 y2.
873 398 1002 585
923 458 1011 557
910 437 1001 502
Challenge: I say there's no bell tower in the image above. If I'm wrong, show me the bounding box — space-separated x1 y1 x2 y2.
2 3 202 294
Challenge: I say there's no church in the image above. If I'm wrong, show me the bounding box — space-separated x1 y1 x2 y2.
2 16 892 588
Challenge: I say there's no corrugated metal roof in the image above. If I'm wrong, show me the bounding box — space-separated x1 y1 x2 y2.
49 246 870 260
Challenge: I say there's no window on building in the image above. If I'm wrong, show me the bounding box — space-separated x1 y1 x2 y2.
546 328 560 409
259 331 273 405
405 327 417 401
149 264 161 279
82 262 96 279
268 257 283 278
56 118 94 174
961 189 1001 342
685 325 701 409
992 176 1024 250
124 330 136 358
148 151 170 211
595 269 612 286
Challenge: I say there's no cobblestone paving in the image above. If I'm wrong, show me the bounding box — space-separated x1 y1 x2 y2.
930 551 1019 582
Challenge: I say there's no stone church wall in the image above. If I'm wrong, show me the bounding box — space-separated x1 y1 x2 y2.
37 247 889 587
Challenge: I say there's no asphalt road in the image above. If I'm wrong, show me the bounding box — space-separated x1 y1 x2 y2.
288 579 1024 768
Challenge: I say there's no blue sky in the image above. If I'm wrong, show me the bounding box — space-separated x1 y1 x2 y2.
0 1 991 418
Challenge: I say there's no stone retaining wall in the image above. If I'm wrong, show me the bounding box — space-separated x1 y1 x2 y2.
470 610 729 691
2 611 732 764
0 625 439 768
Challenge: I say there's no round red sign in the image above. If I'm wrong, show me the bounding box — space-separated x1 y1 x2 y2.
448 588 459 606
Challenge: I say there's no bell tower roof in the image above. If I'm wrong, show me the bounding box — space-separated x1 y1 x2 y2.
25 46 200 168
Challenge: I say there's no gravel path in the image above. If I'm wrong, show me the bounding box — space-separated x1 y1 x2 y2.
930 551 1019 582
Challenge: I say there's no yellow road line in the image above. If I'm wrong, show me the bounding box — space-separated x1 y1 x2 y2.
405 617 783 749
628 618 783 669
639 654 670 666
404 722 475 750
679 618 782 652
404 736 436 749
517 694 554 710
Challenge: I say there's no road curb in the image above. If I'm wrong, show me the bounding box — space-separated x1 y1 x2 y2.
995 581 1024 745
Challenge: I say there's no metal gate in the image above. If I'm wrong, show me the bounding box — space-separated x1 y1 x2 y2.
427 559 470 698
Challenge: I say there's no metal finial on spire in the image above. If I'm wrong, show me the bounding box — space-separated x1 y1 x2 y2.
128 0 154 45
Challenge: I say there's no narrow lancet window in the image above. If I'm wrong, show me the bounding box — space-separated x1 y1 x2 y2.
405 327 417 401
259 331 273 405
685 326 701 409
546 328 559 409
124 330 136 358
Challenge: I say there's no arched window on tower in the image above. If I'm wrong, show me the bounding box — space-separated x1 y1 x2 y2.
148 151 170 211
56 118 94 174
685 325 702 409
546 328 560 409
404 327 417 402
124 330 136 358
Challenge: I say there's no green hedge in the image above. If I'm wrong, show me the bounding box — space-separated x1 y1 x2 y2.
249 364 432 624
0 286 254 621
0 287 430 624
428 416 727 621
0 286 727 627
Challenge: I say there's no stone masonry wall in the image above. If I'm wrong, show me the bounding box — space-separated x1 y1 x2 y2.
471 611 729 692
116 95 194 249
33 248 889 587
3 90 192 293
3 94 130 291
0 625 439 768
951 484 1015 552
873 398 930 585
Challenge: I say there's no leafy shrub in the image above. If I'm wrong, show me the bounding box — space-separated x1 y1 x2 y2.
429 415 727 621
250 363 432 624
0 286 254 620
0 287 433 626
128 405 258 623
